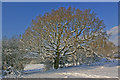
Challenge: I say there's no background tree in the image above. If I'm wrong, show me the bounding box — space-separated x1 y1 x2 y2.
21 7 109 69
2 36 26 77
88 36 117 58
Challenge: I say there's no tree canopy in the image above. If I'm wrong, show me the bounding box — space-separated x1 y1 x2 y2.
21 7 109 69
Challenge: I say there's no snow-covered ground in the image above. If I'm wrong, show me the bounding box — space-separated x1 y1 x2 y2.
23 65 119 78
24 64 44 74
23 58 119 78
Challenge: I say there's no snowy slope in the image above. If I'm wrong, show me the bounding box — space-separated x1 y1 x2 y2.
23 59 119 78
24 64 44 74
23 65 118 78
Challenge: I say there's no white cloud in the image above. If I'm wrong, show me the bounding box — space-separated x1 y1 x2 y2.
107 26 118 36
107 26 119 46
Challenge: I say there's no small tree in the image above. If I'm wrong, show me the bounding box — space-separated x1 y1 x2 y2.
21 7 109 69
2 36 26 77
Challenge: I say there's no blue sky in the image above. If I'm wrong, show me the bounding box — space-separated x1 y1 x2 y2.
2 2 118 38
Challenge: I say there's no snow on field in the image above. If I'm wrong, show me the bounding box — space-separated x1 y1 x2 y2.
23 65 118 78
89 58 119 66
24 64 44 74
23 58 119 78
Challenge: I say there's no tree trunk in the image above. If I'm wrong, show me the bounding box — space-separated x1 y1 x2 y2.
54 52 60 69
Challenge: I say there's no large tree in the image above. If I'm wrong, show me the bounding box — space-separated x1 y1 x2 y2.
21 7 109 69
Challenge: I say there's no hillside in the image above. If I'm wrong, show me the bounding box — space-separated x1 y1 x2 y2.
22 58 119 78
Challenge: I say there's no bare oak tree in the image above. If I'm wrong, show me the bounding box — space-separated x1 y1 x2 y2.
21 7 108 69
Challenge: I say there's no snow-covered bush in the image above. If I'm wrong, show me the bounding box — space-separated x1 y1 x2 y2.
2 36 26 77
43 59 54 71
